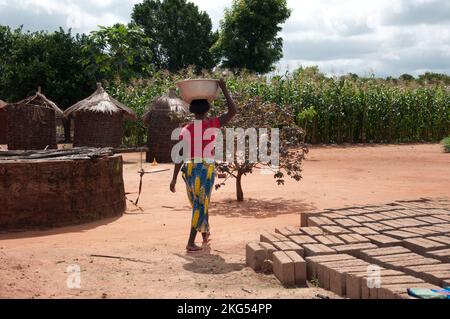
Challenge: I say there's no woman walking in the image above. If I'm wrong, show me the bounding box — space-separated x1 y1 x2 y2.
170 79 237 253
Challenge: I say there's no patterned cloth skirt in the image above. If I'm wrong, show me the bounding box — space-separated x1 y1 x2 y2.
181 161 216 233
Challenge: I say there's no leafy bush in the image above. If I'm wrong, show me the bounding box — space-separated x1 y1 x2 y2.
442 137 450 153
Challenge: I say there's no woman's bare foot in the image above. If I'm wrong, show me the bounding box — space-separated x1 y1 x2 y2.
202 233 211 245
186 244 203 253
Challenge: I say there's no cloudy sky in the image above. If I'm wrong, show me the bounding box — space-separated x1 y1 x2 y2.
0 0 449 77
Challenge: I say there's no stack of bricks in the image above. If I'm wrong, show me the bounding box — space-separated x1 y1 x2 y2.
246 198 450 299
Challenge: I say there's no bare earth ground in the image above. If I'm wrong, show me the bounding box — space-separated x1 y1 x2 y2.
0 144 449 299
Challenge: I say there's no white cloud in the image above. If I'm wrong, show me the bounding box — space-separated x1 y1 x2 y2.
0 0 449 76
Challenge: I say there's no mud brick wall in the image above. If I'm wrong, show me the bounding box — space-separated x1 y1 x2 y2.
0 107 7 144
146 113 183 163
6 104 57 150
73 111 123 148
0 155 126 231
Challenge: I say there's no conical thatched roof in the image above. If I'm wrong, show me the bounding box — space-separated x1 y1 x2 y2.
64 83 136 120
142 88 189 125
14 87 63 116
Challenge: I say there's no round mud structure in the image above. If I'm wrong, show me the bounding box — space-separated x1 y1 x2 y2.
0 155 126 231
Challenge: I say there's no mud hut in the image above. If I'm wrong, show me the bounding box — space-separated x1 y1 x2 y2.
6 88 63 150
143 88 189 163
0 100 7 145
64 83 136 148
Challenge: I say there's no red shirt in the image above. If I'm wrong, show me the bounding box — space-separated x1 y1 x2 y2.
179 118 221 160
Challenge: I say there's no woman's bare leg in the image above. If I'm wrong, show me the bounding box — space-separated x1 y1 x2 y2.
186 228 202 252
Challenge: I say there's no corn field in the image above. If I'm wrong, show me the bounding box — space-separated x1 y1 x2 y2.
107 68 450 147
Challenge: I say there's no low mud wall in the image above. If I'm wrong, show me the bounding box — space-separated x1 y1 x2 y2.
0 155 126 231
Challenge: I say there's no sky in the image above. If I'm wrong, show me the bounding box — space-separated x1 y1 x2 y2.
0 0 449 77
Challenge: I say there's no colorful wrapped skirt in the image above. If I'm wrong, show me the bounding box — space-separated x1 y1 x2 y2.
181 161 216 234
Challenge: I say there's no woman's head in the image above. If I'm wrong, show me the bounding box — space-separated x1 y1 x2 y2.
189 99 211 116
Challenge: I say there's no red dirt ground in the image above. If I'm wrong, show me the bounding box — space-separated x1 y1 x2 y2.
0 144 449 299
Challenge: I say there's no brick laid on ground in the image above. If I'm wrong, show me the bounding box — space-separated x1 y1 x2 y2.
272 251 295 287
339 233 370 244
424 248 450 263
322 225 351 235
316 259 368 291
306 254 355 279
334 219 361 228
315 235 345 246
333 243 378 258
403 238 447 254
303 244 337 257
260 232 290 244
308 216 336 227
400 227 439 237
259 242 277 261
350 227 379 236
384 230 420 239
272 241 305 258
363 223 394 232
290 235 317 245
367 234 402 247
426 236 450 247
246 242 266 271
301 227 326 237
285 251 307 286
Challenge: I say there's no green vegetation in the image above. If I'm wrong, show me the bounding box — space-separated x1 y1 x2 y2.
107 67 449 147
442 137 450 153
213 0 291 73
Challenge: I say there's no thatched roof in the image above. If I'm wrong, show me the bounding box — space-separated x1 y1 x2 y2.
64 83 136 120
142 88 189 125
14 87 63 116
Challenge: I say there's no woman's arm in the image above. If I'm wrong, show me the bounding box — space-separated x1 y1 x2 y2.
218 78 237 127
170 162 183 193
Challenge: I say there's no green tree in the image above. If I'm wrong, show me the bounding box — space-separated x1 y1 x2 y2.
0 26 97 108
213 0 291 73
83 23 154 81
132 0 218 72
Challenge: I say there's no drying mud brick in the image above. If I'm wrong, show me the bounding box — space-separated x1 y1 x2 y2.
246 242 266 271
416 216 448 224
306 254 355 280
285 251 307 286
303 244 337 257
348 215 374 223
338 233 370 244
333 243 378 258
330 265 369 296
427 236 450 247
300 211 323 227
384 230 420 239
273 251 295 287
272 241 304 257
290 235 317 245
334 219 361 228
400 227 439 236
424 248 450 263
315 235 345 246
260 232 289 245
275 226 303 237
378 283 440 299
367 234 402 247
360 269 404 299
316 259 368 290
350 227 379 236
301 227 326 237
363 223 394 232
360 246 411 262
403 238 447 254
259 242 277 261
322 226 350 235
308 216 336 227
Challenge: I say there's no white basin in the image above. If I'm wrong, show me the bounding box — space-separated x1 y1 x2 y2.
176 79 220 103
